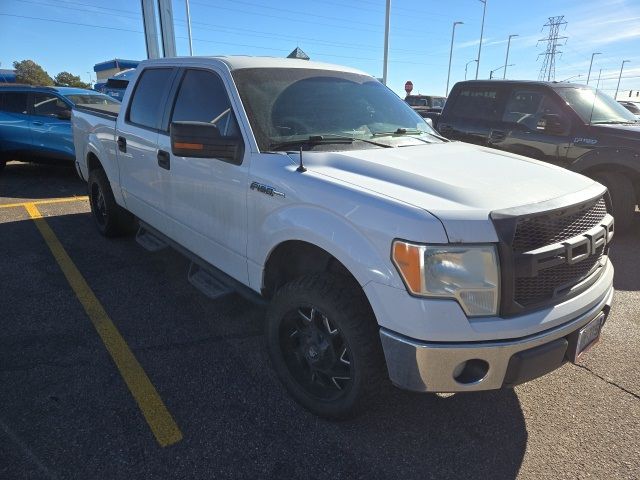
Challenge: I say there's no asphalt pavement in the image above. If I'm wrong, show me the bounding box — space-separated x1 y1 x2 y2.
0 162 638 479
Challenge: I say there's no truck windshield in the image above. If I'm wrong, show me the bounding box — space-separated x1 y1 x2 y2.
232 68 441 151
555 86 638 124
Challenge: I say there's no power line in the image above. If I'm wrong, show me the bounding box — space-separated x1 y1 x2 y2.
537 15 568 82
0 13 143 34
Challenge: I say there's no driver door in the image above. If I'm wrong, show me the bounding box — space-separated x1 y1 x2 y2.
496 88 572 165
29 92 74 160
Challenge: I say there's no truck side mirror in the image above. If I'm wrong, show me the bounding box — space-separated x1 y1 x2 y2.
57 109 72 120
537 113 567 135
170 121 244 164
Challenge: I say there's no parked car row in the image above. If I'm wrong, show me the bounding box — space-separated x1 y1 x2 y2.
0 85 118 170
618 100 640 119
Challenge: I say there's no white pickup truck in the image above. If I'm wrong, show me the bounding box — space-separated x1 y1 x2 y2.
72 56 615 418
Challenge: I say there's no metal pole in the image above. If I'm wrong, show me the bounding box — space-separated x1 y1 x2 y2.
503 34 518 79
615 60 629 100
446 21 463 96
475 0 486 79
586 52 601 85
465 60 477 80
186 0 193 56
382 0 391 85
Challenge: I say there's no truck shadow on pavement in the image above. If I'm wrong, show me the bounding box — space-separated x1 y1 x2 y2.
609 216 640 292
0 161 85 200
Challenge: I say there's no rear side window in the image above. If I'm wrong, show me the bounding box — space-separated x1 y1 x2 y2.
128 68 174 130
0 92 29 114
171 69 239 137
451 87 501 120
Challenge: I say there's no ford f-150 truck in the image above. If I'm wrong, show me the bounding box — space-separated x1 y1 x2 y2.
72 57 615 419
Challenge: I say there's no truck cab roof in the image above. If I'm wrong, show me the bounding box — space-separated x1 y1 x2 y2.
137 55 369 75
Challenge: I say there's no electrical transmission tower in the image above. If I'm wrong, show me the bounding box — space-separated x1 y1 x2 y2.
537 16 568 81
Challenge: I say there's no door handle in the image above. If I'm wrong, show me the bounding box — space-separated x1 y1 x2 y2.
157 150 170 170
32 120 44 126
117 136 127 153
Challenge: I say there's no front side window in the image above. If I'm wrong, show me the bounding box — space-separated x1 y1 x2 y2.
451 87 501 120
171 69 239 137
128 68 174 129
233 68 440 151
32 93 70 118
0 92 29 114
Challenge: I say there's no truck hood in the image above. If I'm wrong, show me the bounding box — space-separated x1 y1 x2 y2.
295 142 599 242
590 122 640 136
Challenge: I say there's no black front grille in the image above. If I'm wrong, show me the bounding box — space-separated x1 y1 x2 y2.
515 247 604 306
513 198 607 252
493 192 610 316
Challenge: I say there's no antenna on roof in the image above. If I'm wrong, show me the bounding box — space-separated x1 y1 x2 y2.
297 146 306 173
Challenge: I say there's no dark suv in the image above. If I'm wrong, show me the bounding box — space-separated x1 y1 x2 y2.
438 80 640 231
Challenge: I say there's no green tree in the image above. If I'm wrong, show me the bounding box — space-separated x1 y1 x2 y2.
54 71 91 89
13 59 54 86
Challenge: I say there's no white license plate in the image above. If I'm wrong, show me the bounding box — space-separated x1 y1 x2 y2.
574 313 605 361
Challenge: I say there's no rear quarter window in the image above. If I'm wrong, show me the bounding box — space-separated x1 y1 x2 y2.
127 68 174 130
0 92 29 114
450 87 502 120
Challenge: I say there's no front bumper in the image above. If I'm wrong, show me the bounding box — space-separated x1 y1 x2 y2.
380 283 614 392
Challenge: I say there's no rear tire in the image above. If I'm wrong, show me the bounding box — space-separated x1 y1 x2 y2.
593 171 636 233
266 273 386 419
88 168 135 237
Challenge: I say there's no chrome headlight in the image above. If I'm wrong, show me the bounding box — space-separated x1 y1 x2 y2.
392 241 500 316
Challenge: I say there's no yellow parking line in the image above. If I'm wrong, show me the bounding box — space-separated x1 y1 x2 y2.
24 203 183 447
0 196 88 209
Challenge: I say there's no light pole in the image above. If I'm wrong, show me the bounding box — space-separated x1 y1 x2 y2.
615 60 630 99
475 0 487 80
382 0 391 85
185 0 193 56
446 21 463 96
490 64 513 79
503 34 518 79
586 52 601 85
465 59 478 80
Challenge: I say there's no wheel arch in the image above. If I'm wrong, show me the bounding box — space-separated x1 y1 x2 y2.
572 148 640 202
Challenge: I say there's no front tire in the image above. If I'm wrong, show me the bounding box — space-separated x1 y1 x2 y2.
593 171 636 233
266 273 386 419
88 168 135 237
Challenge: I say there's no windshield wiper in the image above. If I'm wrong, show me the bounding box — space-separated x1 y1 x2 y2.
372 128 448 142
269 134 390 151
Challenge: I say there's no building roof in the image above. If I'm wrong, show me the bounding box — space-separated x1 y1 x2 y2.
93 59 140 73
287 47 310 60
0 69 16 82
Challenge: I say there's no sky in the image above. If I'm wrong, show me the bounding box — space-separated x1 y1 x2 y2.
1 0 640 99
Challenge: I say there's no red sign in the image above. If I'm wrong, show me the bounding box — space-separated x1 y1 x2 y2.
404 81 413 94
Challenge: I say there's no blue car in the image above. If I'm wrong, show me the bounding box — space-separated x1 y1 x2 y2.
0 85 119 171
